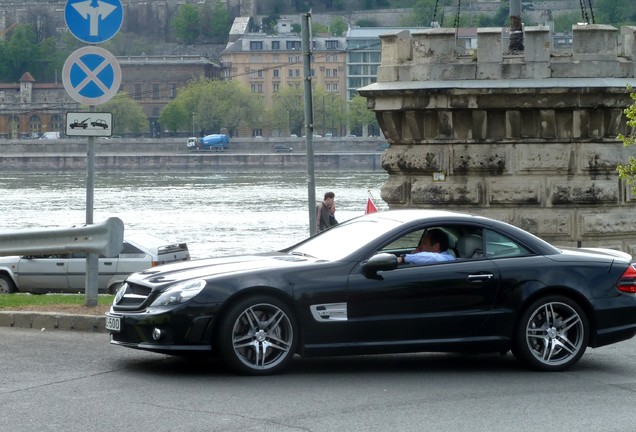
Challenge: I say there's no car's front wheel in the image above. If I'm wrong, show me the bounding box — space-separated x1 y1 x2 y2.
217 296 298 375
513 295 589 371
0 274 17 294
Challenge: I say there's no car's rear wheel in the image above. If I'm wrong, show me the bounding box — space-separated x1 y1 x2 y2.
513 295 588 371
0 274 17 293
217 296 297 375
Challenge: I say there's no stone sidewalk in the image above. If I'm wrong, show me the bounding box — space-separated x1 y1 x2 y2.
0 311 106 332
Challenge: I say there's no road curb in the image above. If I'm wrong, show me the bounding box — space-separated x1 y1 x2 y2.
0 311 106 332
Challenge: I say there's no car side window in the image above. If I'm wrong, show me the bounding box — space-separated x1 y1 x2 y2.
484 229 530 258
379 226 460 261
380 230 423 253
120 242 143 254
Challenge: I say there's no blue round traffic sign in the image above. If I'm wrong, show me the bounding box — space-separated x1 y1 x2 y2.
65 0 124 44
63 46 122 106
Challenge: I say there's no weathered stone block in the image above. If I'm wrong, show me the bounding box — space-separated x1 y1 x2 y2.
516 144 572 173
490 179 541 204
550 180 618 204
621 26 636 59
579 211 636 235
411 178 482 205
516 211 571 236
573 24 618 59
477 63 502 80
379 30 412 66
380 175 409 205
477 28 503 63
381 146 443 173
452 144 507 175
411 28 459 64
524 26 551 62
377 66 399 82
580 143 628 176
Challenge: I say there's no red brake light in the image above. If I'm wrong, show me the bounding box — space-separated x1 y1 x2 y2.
617 265 636 293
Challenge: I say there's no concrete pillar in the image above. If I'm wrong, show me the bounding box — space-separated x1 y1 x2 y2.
477 28 502 79
411 28 458 64
377 30 412 82
573 24 618 60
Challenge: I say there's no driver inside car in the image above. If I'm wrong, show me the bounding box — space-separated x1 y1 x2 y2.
396 228 456 265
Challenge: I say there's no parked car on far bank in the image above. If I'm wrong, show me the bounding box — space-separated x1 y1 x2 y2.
273 144 293 153
0 232 190 295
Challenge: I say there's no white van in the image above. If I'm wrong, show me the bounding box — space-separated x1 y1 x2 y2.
40 131 60 139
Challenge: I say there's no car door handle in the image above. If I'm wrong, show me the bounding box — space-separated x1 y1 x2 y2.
103 262 113 266
467 273 494 282
56 263 65 266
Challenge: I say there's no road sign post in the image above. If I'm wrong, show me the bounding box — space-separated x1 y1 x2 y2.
63 0 124 306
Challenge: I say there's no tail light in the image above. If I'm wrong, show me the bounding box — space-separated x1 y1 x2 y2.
617 264 636 293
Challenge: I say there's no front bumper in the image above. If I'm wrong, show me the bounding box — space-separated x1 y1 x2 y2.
107 304 218 354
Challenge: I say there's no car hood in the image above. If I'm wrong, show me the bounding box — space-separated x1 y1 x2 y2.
126 252 318 286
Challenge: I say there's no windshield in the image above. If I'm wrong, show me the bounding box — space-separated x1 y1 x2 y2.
288 216 403 261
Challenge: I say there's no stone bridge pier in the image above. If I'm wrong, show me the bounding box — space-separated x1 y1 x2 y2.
359 24 636 254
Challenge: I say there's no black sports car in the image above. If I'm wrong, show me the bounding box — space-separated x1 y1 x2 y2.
106 210 636 375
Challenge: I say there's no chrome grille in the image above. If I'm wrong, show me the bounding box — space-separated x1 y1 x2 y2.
113 282 152 309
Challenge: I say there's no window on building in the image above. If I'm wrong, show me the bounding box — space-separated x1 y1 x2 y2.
333 54 338 62
273 83 280 93
333 83 338 92
258 69 263 78
288 55 294 64
251 83 257 92
326 84 331 92
295 69 300 77
257 83 263 93
252 128 263 137
273 69 279 78
29 115 41 135
286 40 301 50
49 114 62 131
332 68 338 78
288 69 294 78
152 84 160 100
134 84 142 100
272 41 280 50
250 41 263 50
326 55 331 63
170 84 177 99
326 40 339 49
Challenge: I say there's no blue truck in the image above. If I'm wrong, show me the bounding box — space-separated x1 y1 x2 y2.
187 134 229 151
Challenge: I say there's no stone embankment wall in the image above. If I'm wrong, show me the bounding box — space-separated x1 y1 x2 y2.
0 137 384 172
359 25 636 254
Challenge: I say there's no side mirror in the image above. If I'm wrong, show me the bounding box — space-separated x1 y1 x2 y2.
362 253 398 278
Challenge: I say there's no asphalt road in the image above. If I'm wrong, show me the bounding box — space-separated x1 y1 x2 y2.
2 327 636 432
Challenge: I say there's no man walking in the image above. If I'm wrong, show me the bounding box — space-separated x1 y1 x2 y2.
316 191 336 233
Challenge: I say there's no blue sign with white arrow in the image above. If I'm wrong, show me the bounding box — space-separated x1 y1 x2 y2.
65 0 124 44
62 46 122 106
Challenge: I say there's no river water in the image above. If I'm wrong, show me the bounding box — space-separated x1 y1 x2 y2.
0 171 388 259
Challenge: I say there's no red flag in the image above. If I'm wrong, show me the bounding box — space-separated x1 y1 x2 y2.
365 196 378 214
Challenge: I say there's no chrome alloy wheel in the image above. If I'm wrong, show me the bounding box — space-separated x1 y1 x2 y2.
230 302 294 372
524 301 586 368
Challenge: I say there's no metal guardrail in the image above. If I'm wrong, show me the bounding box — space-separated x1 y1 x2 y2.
0 217 124 258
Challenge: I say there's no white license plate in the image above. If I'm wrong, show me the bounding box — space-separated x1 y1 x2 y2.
105 315 121 332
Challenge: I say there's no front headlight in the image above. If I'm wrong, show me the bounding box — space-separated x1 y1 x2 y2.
150 279 207 307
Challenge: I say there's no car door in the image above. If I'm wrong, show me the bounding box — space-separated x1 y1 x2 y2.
15 255 70 292
345 224 501 345
66 252 120 291
346 258 500 344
